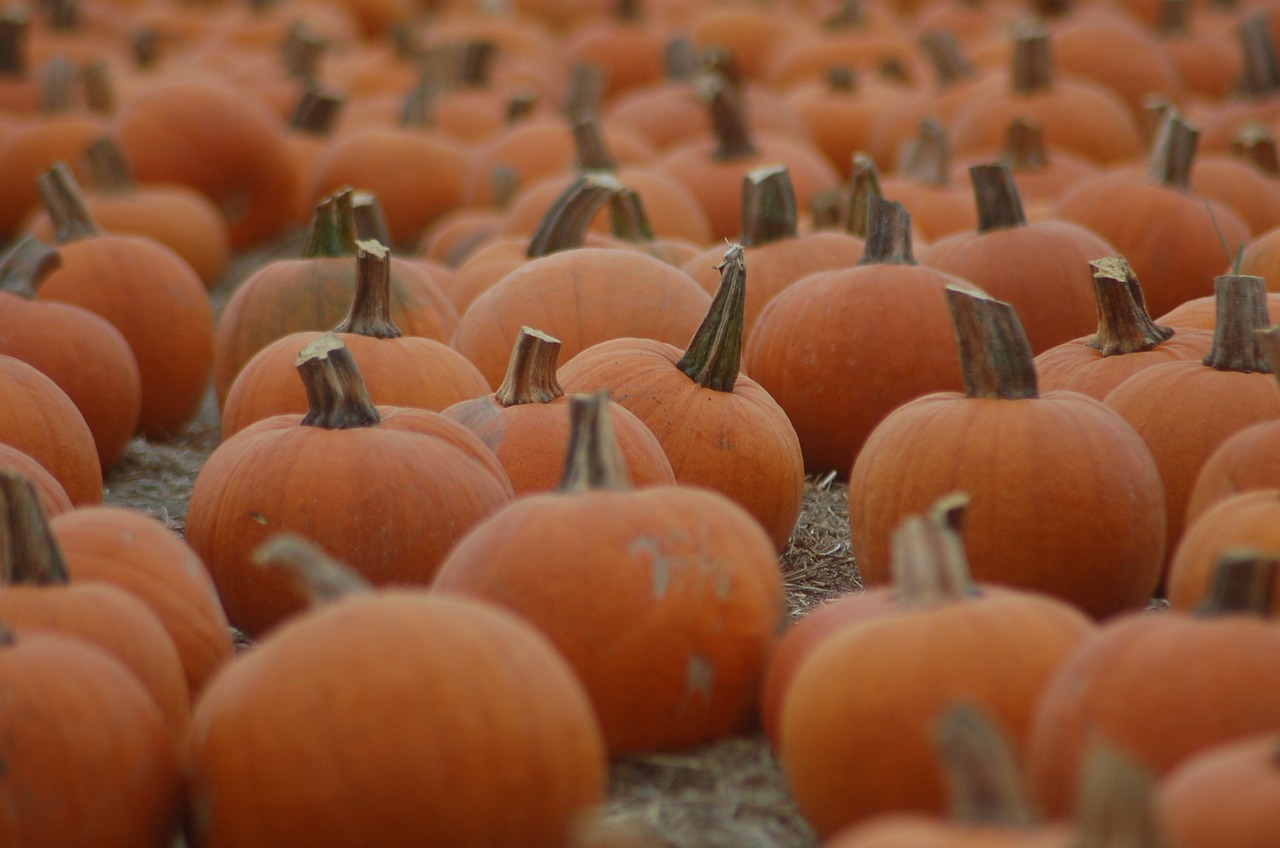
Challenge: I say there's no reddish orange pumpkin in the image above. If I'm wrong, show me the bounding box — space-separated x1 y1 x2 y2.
1167 489 1280 617
1156 731 1280 848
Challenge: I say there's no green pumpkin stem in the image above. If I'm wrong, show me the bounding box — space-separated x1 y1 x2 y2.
1072 747 1170 848
1000 118 1049 171
558 391 632 494
677 242 746 392
526 171 626 258
919 29 974 85
1202 275 1272 372
738 164 798 247
947 286 1039 400
37 161 99 243
303 188 360 258
0 236 61 299
1145 110 1198 192
82 136 135 193
1231 123 1280 176
252 533 372 607
0 10 28 77
296 333 381 429
891 503 978 609
0 471 70 586
573 114 618 173
970 163 1027 232
859 196 916 265
1194 551 1278 617
698 71 757 161
1010 25 1054 96
333 240 402 339
1085 257 1175 355
934 703 1040 826
495 327 566 407
846 153 883 240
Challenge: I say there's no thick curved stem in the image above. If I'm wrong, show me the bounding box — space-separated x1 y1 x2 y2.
677 243 746 392
0 236 61 299
252 533 372 608
934 703 1040 826
526 171 626 258
890 503 978 610
37 162 99 243
0 471 69 586
558 391 631 494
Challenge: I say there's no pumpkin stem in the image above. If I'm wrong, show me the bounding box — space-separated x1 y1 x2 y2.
827 66 856 94
900 117 951 188
890 504 978 609
252 533 372 607
37 161 99 243
351 191 392 245
1000 118 1049 171
332 240 403 339
697 71 757 161
302 188 360 258
1072 747 1170 848
677 243 746 392
564 63 605 122
526 171 626 258
919 29 974 85
495 327 565 407
1238 12 1280 98
970 163 1027 232
0 471 70 586
1230 122 1280 176
1256 326 1280 376
739 164 798 247
81 60 113 115
1145 110 1198 192
572 114 617 173
1010 25 1053 96
0 10 29 77
663 36 698 81
858 196 916 266
81 135 136 193
928 492 971 537
280 22 325 83
809 187 845 230
1202 275 1272 373
400 81 437 129
0 236 60 299
934 703 1040 826
608 188 658 243
289 86 343 136
558 391 632 494
1194 550 1278 617
845 152 883 240
296 333 382 430
39 54 76 114
947 286 1039 400
1084 257 1175 355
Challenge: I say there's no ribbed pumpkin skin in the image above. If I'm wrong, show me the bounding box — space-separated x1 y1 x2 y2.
779 590 1094 837
822 817 1072 848
434 486 786 756
558 337 805 551
0 633 180 848
1033 328 1213 400
186 593 607 848
1185 423 1280 522
1156 732 1280 848
849 392 1166 619
51 506 234 701
1166 490 1280 616
185 408 514 638
1027 611 1280 817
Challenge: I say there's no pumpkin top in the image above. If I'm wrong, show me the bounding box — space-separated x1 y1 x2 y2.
890 496 978 610
676 242 746 392
970 163 1027 233
947 286 1039 400
332 240 402 340
526 171 625 258
0 235 60 300
289 87 343 136
1084 256 1175 356
0 470 69 587
495 327 565 407
253 533 372 607
557 391 631 494
858 196 916 266
295 333 381 430
935 702 1039 826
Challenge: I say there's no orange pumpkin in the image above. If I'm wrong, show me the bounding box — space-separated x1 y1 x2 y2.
1156 731 1280 848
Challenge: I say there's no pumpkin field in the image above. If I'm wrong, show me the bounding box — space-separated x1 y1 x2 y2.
4 0 1280 844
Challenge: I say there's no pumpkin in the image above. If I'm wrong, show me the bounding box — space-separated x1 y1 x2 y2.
434 392 786 755
1167 489 1280 617
1028 553 1280 817
186 536 607 848
778 507 1093 836
221 239 490 438
559 242 805 550
880 117 979 242
849 286 1166 618
1156 731 1280 848
0 443 71 516
444 326 675 494
979 117 1101 209
187 334 513 637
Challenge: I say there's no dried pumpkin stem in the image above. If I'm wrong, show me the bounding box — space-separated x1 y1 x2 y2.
526 171 626 257
947 286 1039 400
1194 551 1278 617
919 29 974 85
1010 26 1054 95
609 188 657 243
573 114 618 172
564 63 605 121
252 533 371 607
37 161 99 243
1000 118 1049 171
698 71 757 161
971 163 1027 232
1085 257 1175 355
1238 12 1280 98
890 508 977 609
677 243 746 392
0 471 70 586
902 117 951 188
0 236 60 299
859 196 916 265
1203 275 1272 372
1073 747 1169 848
739 164 798 247
1231 123 1280 176
82 136 135 193
934 703 1039 826
558 391 632 493
496 327 565 407
303 188 360 258
333 240 402 339
350 192 392 245
1145 110 1198 191
296 333 381 429
289 87 343 135
845 153 883 239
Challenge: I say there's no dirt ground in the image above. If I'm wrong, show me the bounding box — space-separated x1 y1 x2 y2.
100 232 862 848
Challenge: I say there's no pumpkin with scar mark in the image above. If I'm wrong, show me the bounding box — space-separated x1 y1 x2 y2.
433 391 785 756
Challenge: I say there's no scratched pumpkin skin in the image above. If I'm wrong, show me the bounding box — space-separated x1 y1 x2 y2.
433 485 786 755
